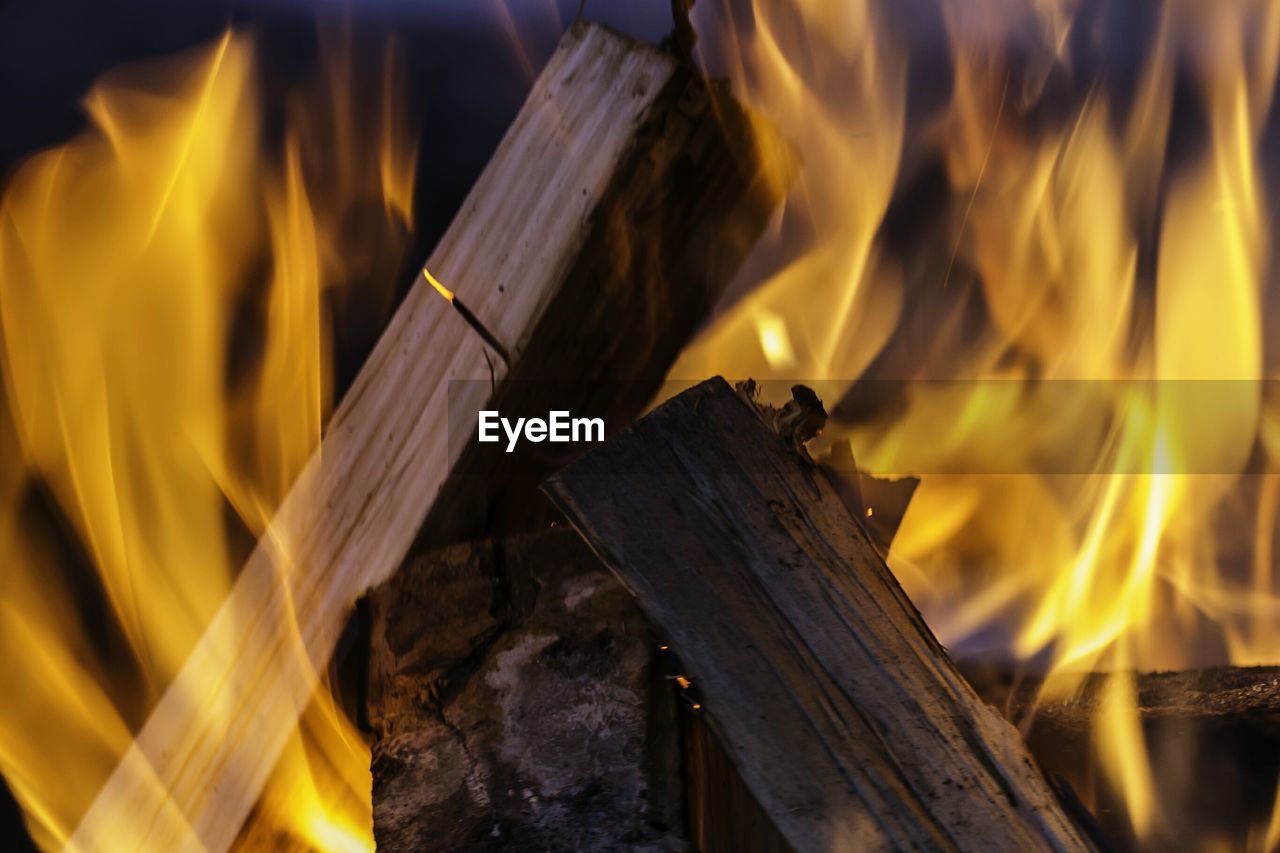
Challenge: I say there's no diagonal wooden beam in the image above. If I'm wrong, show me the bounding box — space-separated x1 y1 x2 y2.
545 378 1096 852
70 24 781 851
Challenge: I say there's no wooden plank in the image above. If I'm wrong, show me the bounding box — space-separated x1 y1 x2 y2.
70 25 780 851
419 52 781 545
544 378 1095 852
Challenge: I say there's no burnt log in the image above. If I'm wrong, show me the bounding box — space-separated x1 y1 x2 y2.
366 529 683 852
965 663 1280 848
545 377 1095 852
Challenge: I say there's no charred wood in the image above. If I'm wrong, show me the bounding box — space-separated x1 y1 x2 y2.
545 377 1095 852
366 529 683 852
965 663 1280 849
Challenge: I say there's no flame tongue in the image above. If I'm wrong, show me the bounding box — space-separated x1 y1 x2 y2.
676 0 1280 841
0 28 416 850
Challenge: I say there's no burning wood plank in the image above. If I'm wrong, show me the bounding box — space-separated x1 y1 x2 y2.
544 378 1096 852
71 24 781 851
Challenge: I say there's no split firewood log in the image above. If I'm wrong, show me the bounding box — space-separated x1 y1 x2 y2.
545 377 1096 852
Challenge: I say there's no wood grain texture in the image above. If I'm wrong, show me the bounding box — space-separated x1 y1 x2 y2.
545 377 1095 853
421 33 782 545
71 25 776 851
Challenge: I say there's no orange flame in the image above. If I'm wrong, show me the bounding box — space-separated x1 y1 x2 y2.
0 28 416 850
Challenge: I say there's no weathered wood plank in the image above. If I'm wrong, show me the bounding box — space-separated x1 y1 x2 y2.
545 377 1094 852
71 25 780 851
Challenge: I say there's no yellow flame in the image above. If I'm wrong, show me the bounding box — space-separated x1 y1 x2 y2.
423 266 456 303
755 310 797 369
1261 773 1280 852
0 28 416 850
680 0 1280 841
1096 669 1158 835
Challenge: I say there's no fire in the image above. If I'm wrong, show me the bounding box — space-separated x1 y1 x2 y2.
0 28 416 850
679 0 1280 843
424 267 456 303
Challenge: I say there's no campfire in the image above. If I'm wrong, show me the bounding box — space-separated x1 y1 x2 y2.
1 1 1279 851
